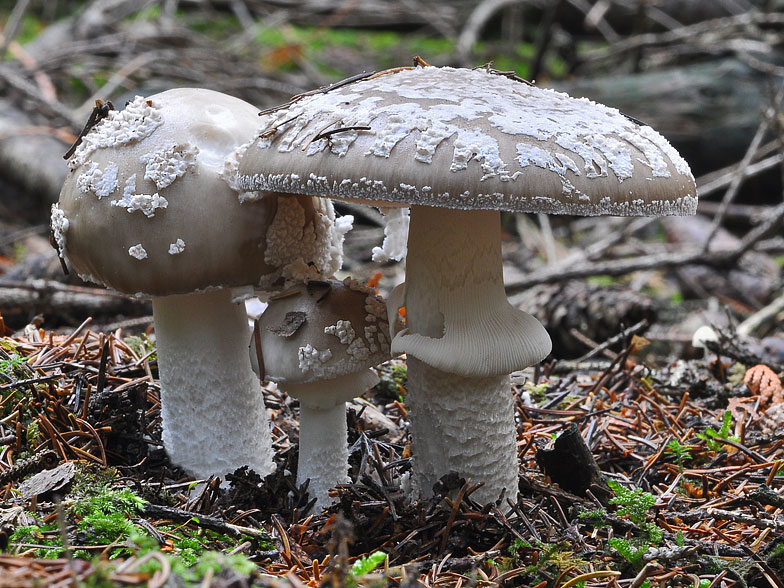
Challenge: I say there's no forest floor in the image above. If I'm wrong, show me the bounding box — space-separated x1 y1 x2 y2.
0 297 782 587
1 1 784 587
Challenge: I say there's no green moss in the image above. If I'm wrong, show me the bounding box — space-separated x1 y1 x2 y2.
587 275 616 287
25 421 39 447
577 507 609 528
186 11 241 38
9 524 63 558
194 551 256 579
256 27 287 47
69 463 123 499
767 541 784 574
0 353 26 377
607 480 663 570
124 334 157 362
696 410 740 452
133 4 161 21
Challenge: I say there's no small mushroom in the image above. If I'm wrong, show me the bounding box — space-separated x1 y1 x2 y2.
692 325 719 360
236 65 697 504
55 88 349 480
251 277 391 509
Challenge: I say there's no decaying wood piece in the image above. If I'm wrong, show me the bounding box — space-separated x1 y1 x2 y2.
0 98 70 205
535 423 611 504
0 279 151 328
661 214 780 306
506 201 784 293
17 461 75 500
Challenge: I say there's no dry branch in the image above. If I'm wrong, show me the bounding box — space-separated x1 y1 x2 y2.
507 202 784 294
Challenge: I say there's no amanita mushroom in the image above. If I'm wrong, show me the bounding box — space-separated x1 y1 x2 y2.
54 88 349 479
250 277 391 509
235 65 697 504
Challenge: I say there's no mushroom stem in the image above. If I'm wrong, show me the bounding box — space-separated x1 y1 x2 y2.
395 205 551 504
153 289 275 479
284 369 379 510
296 401 350 509
406 356 517 504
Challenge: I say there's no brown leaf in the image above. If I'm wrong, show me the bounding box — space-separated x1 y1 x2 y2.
727 396 759 423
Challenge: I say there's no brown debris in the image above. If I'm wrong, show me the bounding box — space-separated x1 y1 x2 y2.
745 364 784 406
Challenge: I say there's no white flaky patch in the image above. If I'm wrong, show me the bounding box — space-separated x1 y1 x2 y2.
112 174 169 217
168 239 186 255
50 204 69 257
264 197 352 283
371 206 409 262
128 244 148 260
516 144 580 176
69 96 163 169
140 143 198 189
237 66 696 216
324 319 355 345
225 139 262 202
77 161 119 198
298 344 333 374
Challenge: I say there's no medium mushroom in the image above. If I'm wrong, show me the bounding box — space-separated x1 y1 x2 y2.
235 65 697 504
250 277 391 509
54 88 350 479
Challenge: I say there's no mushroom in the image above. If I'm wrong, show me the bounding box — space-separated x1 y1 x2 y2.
54 88 349 479
250 277 391 509
235 65 697 504
692 325 719 360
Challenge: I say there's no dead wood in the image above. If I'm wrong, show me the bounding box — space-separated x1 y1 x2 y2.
0 99 70 206
535 423 612 503
0 279 151 328
507 201 784 293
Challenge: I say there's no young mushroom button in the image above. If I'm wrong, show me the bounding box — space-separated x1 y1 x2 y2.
250 277 391 510
54 88 349 481
235 65 697 504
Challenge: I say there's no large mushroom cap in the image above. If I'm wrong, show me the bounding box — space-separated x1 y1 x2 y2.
255 277 391 406
55 88 278 296
237 65 696 216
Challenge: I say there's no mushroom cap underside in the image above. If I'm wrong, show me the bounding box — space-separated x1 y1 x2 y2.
57 88 278 296
237 66 697 216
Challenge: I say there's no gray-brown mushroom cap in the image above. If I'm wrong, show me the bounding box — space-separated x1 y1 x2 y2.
256 277 391 406
237 65 696 216
55 88 277 296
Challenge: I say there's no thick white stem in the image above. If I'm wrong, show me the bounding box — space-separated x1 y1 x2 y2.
153 289 275 479
407 357 518 504
297 401 349 510
396 205 550 504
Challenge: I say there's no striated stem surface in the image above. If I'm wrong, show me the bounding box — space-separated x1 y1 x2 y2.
153 289 275 479
406 356 518 504
297 401 349 509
